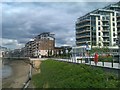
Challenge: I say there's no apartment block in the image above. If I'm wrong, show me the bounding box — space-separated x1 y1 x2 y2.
76 2 120 52
33 32 55 57
24 32 55 57
24 40 34 57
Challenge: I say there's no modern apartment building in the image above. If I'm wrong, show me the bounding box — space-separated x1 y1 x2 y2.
76 2 120 53
33 32 55 57
24 32 55 57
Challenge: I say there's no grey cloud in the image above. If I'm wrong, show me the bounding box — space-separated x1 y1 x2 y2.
2 2 113 49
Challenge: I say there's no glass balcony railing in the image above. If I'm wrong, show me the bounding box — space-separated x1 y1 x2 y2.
102 24 109 27
102 29 109 32
76 24 90 29
76 29 90 34
77 19 90 24
102 35 109 37
76 35 90 39
103 39 109 42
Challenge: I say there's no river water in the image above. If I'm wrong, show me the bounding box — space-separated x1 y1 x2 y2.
0 59 12 79
2 65 12 79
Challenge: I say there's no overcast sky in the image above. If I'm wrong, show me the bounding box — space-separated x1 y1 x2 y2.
1 1 119 49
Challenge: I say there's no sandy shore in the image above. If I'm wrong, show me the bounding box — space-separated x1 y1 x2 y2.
2 60 30 88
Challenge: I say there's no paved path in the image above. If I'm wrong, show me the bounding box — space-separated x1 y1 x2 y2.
29 58 119 70
54 58 120 70
30 58 47 61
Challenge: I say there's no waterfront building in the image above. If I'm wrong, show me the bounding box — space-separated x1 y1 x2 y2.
33 32 55 57
76 2 120 54
24 40 34 57
25 32 55 57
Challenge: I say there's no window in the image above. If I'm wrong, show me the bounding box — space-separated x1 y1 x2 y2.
114 38 116 42
113 23 115 26
113 33 116 37
98 17 100 20
112 18 114 21
113 28 115 31
99 32 100 36
102 17 105 20
106 16 109 20
98 27 100 30
112 13 114 16
99 43 101 46
99 37 101 41
98 22 100 25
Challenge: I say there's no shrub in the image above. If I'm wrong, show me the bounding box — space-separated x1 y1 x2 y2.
98 55 113 62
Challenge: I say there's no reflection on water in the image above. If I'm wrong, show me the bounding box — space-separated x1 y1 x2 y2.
0 58 12 79
2 65 12 79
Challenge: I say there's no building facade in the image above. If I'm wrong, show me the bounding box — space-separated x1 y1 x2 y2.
76 2 120 53
24 32 55 57
24 40 34 57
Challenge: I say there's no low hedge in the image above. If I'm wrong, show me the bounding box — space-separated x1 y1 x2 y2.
98 55 113 62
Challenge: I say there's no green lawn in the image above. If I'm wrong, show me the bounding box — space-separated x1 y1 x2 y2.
32 59 119 88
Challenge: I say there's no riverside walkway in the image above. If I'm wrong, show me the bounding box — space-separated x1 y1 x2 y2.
30 57 119 70
54 58 120 70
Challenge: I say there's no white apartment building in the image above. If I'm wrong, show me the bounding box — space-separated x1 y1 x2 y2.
76 2 120 53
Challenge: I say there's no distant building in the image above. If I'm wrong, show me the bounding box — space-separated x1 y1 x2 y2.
24 32 55 57
0 46 8 57
76 2 120 54
24 40 34 57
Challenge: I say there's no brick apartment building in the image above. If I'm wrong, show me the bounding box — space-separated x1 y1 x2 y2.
24 32 55 57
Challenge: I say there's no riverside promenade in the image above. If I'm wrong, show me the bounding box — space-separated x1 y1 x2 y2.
29 57 119 70
29 58 119 70
54 58 120 70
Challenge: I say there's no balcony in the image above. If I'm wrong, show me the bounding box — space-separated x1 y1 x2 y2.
103 39 109 42
102 30 109 32
102 34 109 37
76 19 90 24
102 24 109 27
76 24 90 29
117 20 120 23
118 30 120 34
102 19 109 22
117 25 120 28
117 15 120 18
76 29 90 34
76 41 90 44
76 35 90 39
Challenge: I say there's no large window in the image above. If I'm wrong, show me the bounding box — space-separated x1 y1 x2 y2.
98 22 100 25
113 33 116 37
98 27 100 30
112 18 115 21
113 23 115 26
99 32 100 36
113 28 115 31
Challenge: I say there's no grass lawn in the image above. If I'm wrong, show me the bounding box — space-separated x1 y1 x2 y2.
32 59 119 88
